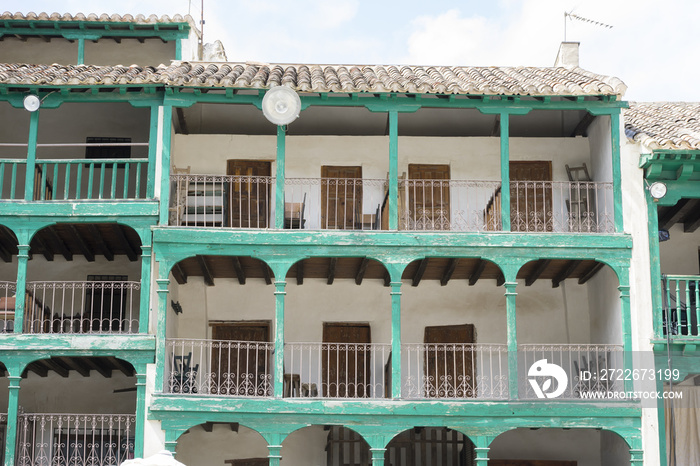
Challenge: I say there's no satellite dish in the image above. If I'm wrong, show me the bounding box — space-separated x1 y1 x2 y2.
262 86 301 126
23 95 41 112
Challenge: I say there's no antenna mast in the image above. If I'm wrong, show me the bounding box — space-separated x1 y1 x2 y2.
564 11 613 41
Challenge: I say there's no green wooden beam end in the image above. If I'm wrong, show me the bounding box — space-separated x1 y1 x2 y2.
275 125 286 230
273 281 286 398
500 114 511 231
610 112 624 232
388 111 399 230
23 110 39 201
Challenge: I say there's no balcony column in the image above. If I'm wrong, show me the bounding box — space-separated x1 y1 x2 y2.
158 105 173 225
386 262 405 399
499 112 511 231
388 110 399 230
617 265 633 392
146 104 159 199
274 125 286 229
267 444 283 466
370 448 386 466
139 244 152 334
154 274 171 391
134 365 148 458
4 370 21 466
646 193 663 339
500 259 520 399
13 243 30 334
273 279 286 397
610 111 623 232
474 436 492 466
24 110 39 201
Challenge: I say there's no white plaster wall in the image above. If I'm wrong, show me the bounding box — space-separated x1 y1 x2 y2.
0 37 176 66
588 266 622 345
176 425 269 466
601 429 630 466
489 428 611 466
25 256 141 282
0 372 135 413
659 224 700 275
280 426 328 466
588 115 613 182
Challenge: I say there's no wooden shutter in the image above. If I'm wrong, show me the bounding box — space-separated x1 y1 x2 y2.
424 324 475 398
211 321 271 396
321 166 362 229
227 160 271 228
322 322 371 397
509 161 552 232
408 164 451 230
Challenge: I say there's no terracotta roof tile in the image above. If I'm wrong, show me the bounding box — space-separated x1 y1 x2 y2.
625 103 700 151
0 62 627 98
0 11 194 24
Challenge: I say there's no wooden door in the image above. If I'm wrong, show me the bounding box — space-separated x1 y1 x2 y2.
323 323 371 398
321 166 362 229
408 164 450 230
424 324 475 398
227 160 271 228
211 322 271 396
509 161 552 232
84 275 127 332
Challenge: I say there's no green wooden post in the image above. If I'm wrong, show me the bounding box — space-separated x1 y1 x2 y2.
390 279 402 399
13 244 30 334
164 429 179 454
474 436 491 466
505 279 518 399
275 125 286 230
159 105 173 225
628 435 644 465
146 105 159 199
370 448 386 466
139 244 152 334
24 110 39 201
388 111 399 230
77 38 85 64
647 195 663 338
4 371 21 466
154 275 170 392
617 267 633 393
175 39 182 61
499 113 511 231
134 366 147 458
268 444 282 466
610 112 623 232
273 279 286 398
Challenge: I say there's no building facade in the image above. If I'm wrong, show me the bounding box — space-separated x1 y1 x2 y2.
0 11 672 466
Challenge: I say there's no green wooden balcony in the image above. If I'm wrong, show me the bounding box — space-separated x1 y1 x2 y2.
660 275 700 338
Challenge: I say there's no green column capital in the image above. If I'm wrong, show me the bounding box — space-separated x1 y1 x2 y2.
370 448 386 466
156 278 170 292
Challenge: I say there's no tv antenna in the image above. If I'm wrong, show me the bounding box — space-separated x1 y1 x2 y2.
188 0 205 49
564 11 613 41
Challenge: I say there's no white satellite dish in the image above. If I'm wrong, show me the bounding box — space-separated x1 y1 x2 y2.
23 95 41 112
261 86 301 126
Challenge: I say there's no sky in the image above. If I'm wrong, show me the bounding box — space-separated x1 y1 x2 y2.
2 0 698 102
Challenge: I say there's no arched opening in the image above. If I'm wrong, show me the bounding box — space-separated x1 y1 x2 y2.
401 258 507 400
284 257 390 399
385 427 475 466
24 223 143 335
515 259 621 400
166 255 275 396
281 425 370 466
5 356 137 466
176 422 269 466
489 427 630 465
0 225 19 332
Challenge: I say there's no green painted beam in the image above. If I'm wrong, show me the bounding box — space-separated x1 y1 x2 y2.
0 201 158 219
0 334 156 353
0 91 164 108
0 25 188 41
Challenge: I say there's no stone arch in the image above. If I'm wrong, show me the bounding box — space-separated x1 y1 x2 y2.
384 426 476 465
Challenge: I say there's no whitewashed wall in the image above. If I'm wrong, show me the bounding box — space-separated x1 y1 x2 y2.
659 224 700 275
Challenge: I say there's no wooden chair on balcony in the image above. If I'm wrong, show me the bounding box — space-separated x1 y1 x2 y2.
284 193 306 229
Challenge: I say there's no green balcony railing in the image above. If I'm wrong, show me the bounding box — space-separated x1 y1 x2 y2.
662 274 700 338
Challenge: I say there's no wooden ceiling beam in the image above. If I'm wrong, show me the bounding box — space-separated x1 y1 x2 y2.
108 356 134 377
171 262 187 284
88 224 114 261
112 225 139 261
68 225 95 262
578 262 604 285
196 255 214 286
384 270 391 287
41 359 70 378
231 257 246 285
355 257 369 285
83 358 112 378
683 207 700 233
26 363 48 377
659 199 694 230
570 112 595 137
32 234 54 261
261 263 272 285
327 257 338 285
296 260 304 285
468 260 486 286
202 422 213 433
57 356 90 377
525 259 551 286
440 258 459 286
46 226 73 261
552 260 582 288
412 258 429 287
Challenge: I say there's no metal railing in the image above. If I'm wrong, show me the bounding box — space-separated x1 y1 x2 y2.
170 174 274 228
165 338 274 396
17 413 135 466
284 342 391 398
285 178 388 230
0 281 16 333
402 343 508 399
25 281 140 335
400 179 502 231
509 181 614 233
519 344 624 399
662 275 700 337
0 158 148 201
